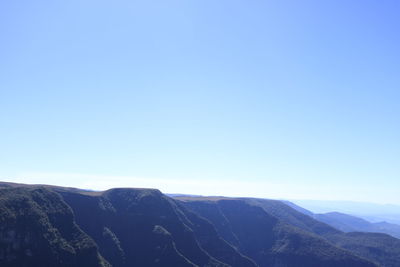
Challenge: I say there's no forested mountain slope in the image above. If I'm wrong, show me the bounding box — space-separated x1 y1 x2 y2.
2 182 397 267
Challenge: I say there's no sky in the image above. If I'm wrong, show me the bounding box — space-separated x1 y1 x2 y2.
1 0 399 203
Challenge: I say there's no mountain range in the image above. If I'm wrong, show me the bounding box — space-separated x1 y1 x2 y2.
290 200 400 225
1 182 400 267
284 201 400 239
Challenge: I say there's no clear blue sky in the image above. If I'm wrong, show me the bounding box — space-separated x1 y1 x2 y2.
1 0 399 203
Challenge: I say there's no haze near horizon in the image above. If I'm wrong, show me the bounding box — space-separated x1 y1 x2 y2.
1 0 399 204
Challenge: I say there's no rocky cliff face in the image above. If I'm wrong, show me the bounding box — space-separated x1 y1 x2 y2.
180 198 376 267
1 183 395 267
239 198 400 267
58 188 256 267
0 187 108 267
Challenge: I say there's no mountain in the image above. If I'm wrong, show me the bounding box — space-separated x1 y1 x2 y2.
0 182 255 267
240 198 400 267
57 188 256 267
285 200 400 240
0 187 109 267
290 200 400 225
314 212 400 239
178 197 375 267
1 181 398 267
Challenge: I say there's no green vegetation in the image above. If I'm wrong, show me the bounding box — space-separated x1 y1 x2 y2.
180 198 376 267
2 182 399 267
0 187 108 267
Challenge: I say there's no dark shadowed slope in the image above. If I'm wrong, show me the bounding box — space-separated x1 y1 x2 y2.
328 232 400 267
243 198 400 267
0 182 255 267
0 187 109 267
246 198 340 236
57 188 256 267
179 198 376 267
3 182 400 267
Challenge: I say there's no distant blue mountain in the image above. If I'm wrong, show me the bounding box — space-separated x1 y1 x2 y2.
286 201 400 239
291 199 400 225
